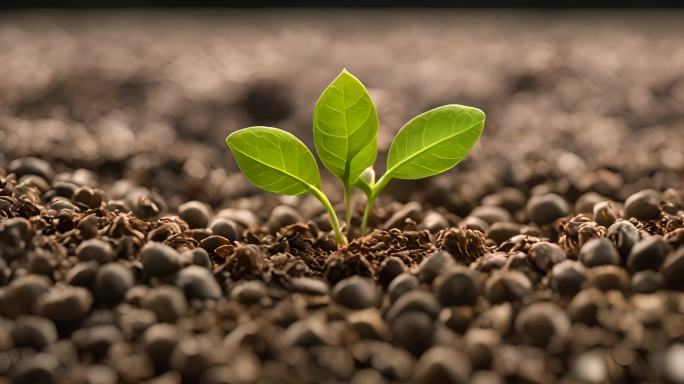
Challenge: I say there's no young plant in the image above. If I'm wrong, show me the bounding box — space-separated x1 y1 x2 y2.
226 69 485 246
313 70 378 231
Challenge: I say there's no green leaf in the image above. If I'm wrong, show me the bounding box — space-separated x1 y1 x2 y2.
226 126 321 195
386 105 485 180
313 69 379 186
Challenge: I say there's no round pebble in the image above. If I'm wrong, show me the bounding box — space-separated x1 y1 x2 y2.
384 202 422 229
486 222 523 245
440 306 475 334
332 276 378 309
73 186 104 209
526 193 570 226
216 208 258 229
579 238 620 267
179 201 212 229
387 273 419 302
470 205 511 225
176 266 221 300
266 205 303 233
143 286 188 323
76 239 114 264
0 274 51 318
11 315 57 350
575 192 608 214
460 216 489 232
550 260 586 296
28 250 55 277
348 308 389 340
627 236 670 272
351 369 388 384
38 285 93 323
386 290 441 322
573 351 608 383
377 256 406 289
529 242 566 272
141 242 183 278
72 324 123 358
417 250 455 284
433 267 479 306
230 280 267 305
184 247 212 269
515 302 570 347
606 220 640 258
283 319 328 347
412 346 471 384
481 187 526 213
143 324 179 371
664 344 684 383
662 247 684 290
169 336 216 382
420 211 449 233
65 262 98 288
464 328 499 369
12 352 61 384
198 235 230 254
587 265 630 292
632 270 665 293
593 200 619 227
94 263 134 304
624 189 661 222
77 214 99 239
391 311 435 356
209 218 239 241
567 289 605 325
289 277 329 296
484 271 531 304
9 157 53 181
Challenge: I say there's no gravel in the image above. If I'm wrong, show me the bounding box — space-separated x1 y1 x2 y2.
1 12 683 381
140 242 184 278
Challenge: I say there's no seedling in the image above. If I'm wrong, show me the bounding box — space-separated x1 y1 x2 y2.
226 69 485 246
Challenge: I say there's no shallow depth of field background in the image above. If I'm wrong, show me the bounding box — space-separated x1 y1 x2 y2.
1 9 683 209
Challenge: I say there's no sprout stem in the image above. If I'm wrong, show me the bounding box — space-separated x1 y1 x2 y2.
360 173 392 236
361 194 376 236
343 184 352 235
308 186 347 245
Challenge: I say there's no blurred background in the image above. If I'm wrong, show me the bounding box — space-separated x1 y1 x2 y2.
1 9 683 212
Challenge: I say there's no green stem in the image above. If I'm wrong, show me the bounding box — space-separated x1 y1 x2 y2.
343 184 352 234
360 173 392 236
308 186 347 245
361 194 376 236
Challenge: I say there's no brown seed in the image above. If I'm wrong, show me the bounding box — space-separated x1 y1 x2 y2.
593 200 619 227
587 265 630 292
515 302 570 348
624 189 661 222
662 247 684 290
412 346 471 384
433 266 479 306
484 271 531 304
579 238 620 267
178 201 212 229
627 236 670 272
526 193 570 226
332 276 378 310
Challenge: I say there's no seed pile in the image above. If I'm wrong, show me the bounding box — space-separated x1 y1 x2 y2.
1 156 684 384
2 11 684 383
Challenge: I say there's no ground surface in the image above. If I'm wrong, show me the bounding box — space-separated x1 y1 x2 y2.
1 9 684 384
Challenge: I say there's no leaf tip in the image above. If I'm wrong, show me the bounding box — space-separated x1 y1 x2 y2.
337 68 358 82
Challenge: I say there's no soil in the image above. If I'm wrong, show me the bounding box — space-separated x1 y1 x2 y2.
1 9 684 384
